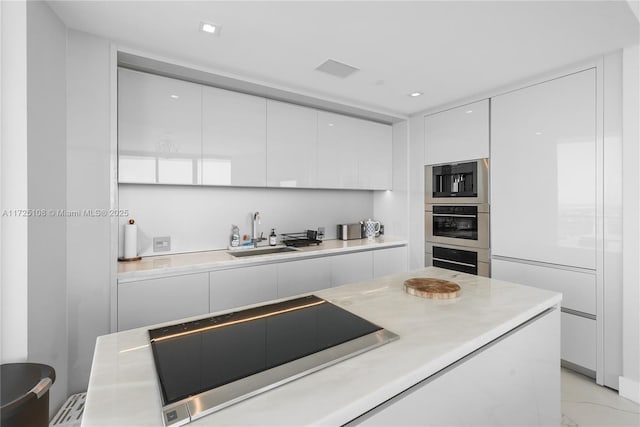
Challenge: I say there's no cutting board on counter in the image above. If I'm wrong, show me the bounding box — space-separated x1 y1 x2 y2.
403 278 461 299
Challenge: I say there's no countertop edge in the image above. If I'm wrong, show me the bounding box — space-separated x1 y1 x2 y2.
118 239 408 283
316 294 563 425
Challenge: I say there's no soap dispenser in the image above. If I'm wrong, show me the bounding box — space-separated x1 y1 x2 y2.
230 225 240 247
269 228 277 246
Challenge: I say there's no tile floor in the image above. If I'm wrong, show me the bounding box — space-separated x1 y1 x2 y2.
562 368 640 427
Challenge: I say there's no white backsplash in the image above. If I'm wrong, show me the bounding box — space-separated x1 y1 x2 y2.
118 184 374 257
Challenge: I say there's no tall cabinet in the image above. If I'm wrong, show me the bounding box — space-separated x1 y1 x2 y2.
491 69 599 376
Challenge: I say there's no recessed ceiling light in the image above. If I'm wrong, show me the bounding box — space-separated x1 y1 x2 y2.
465 110 473 114
409 92 423 97
170 94 179 99
535 131 543 135
200 22 221 35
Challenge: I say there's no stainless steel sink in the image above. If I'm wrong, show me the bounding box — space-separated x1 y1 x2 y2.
228 246 299 257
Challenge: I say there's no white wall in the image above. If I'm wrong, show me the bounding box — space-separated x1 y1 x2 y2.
118 185 373 256
373 121 409 252
66 30 113 395
25 0 68 412
0 0 28 363
621 43 640 404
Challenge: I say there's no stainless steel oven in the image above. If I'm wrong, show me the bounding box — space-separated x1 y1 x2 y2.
425 159 489 204
425 242 490 277
425 203 489 249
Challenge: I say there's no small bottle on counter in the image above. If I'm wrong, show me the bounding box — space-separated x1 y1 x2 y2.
230 225 240 247
269 228 277 246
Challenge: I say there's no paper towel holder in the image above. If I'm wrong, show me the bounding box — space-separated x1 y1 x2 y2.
119 218 142 262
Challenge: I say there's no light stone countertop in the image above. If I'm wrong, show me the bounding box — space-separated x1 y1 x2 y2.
83 266 562 427
118 237 407 282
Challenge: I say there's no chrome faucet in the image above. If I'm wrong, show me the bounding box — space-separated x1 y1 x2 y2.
252 212 264 246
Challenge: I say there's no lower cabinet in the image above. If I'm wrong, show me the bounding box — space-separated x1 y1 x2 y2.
118 245 408 331
277 257 331 298
492 258 597 373
561 312 597 372
210 264 278 313
356 308 560 426
374 246 408 278
117 272 209 331
331 251 373 287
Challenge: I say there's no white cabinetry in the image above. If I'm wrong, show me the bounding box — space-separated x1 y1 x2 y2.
491 69 597 269
317 112 392 190
330 251 373 287
492 259 595 315
210 264 277 313
277 257 331 298
561 312 596 371
373 246 408 278
202 87 267 186
358 308 560 426
118 68 202 184
117 272 209 331
266 100 318 188
424 99 489 165
118 69 392 190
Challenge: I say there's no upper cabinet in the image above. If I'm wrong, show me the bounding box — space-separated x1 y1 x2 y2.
202 87 266 186
266 100 318 188
118 68 392 190
118 68 203 184
317 112 392 190
424 99 489 165
491 69 596 269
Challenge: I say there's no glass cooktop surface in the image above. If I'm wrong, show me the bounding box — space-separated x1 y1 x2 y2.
149 295 396 423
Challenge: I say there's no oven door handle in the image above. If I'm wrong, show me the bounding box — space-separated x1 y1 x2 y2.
432 257 477 268
431 214 477 218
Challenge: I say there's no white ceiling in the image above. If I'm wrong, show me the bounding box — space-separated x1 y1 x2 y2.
48 1 639 117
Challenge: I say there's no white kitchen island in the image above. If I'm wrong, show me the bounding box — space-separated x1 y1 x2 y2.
83 267 562 426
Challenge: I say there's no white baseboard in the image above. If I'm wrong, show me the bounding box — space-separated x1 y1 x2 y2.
619 376 640 404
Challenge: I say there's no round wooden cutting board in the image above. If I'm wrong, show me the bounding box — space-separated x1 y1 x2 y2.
403 278 461 299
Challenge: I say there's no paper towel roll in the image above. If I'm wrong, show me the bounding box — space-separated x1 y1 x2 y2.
123 222 138 259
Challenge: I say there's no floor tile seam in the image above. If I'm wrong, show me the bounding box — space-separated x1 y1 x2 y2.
561 399 640 414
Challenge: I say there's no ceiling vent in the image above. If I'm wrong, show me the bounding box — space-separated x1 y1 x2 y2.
315 59 359 78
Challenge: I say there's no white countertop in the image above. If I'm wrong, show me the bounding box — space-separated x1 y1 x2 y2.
118 237 407 282
84 267 561 426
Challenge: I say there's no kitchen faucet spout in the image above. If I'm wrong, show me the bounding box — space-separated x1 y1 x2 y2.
252 212 263 246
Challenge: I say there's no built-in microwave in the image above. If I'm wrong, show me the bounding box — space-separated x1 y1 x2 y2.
425 204 489 249
425 159 489 204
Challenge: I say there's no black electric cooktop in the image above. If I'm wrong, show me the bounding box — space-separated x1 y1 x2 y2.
149 295 398 426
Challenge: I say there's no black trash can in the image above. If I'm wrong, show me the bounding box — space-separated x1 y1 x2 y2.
1 363 56 427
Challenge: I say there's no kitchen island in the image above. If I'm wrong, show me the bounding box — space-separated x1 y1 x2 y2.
83 267 562 426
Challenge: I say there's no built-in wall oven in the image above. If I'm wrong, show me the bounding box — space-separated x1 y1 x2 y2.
425 204 489 249
425 159 491 277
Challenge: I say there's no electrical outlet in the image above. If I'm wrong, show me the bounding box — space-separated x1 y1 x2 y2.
153 236 171 252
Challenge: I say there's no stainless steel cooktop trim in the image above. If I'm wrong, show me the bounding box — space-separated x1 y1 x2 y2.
160 328 399 426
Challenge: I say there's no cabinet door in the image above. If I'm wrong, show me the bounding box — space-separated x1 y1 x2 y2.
202 87 266 186
561 312 596 372
331 251 373 287
117 273 209 331
277 257 331 298
491 69 596 269
424 99 489 165
373 246 408 278
317 111 359 189
266 101 318 188
492 258 596 315
210 264 278 313
358 121 393 190
118 68 202 184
